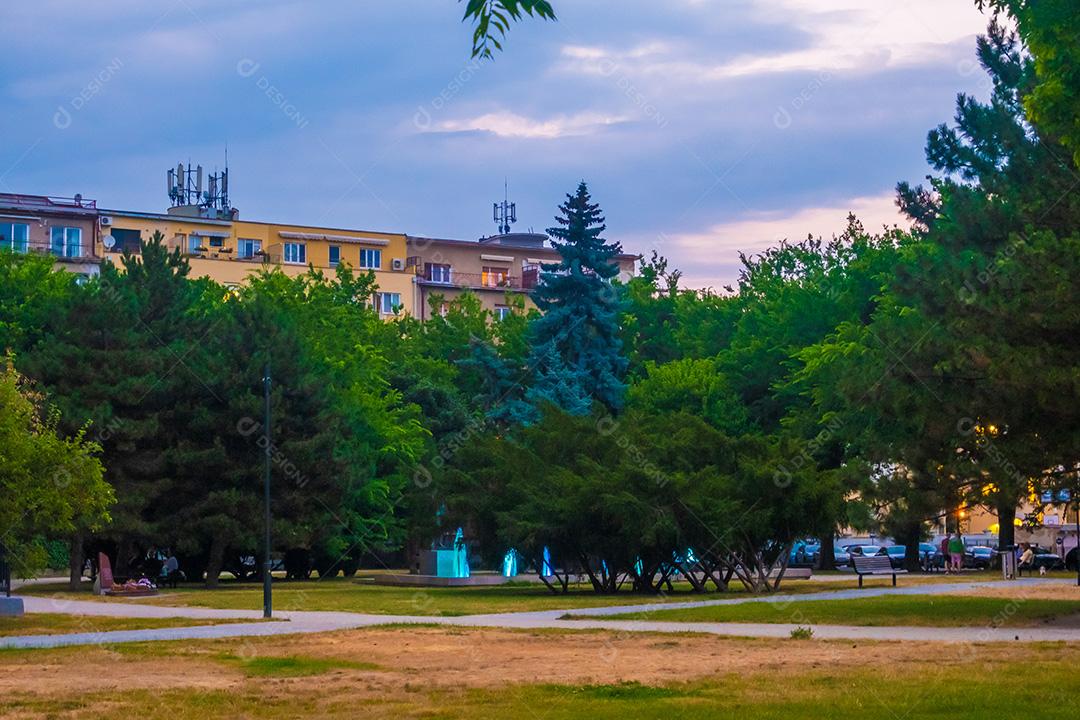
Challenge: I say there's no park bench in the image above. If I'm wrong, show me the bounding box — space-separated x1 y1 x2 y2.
768 567 813 581
852 555 906 588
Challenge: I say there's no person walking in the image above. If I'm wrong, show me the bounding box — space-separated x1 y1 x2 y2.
939 535 951 574
948 532 965 573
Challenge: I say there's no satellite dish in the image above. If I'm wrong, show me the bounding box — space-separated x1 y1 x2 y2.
102 234 116 250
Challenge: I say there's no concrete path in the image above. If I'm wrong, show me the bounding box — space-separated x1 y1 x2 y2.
4 578 1077 649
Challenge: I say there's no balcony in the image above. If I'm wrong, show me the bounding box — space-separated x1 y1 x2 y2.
12 240 97 262
0 193 97 212
419 270 524 291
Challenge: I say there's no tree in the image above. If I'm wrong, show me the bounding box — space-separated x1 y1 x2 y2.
0 357 112 578
0 251 78 355
620 252 682 375
20 235 206 581
522 182 628 420
978 0 1080 166
441 404 838 594
881 18 1080 552
213 266 427 582
627 358 750 437
461 0 556 59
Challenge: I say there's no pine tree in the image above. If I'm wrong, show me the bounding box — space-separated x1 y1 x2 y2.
524 182 627 419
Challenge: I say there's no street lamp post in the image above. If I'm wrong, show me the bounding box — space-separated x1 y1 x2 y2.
263 360 273 618
1074 492 1079 588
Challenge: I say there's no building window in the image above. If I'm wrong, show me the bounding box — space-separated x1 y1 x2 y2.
522 262 541 289
359 248 381 269
494 305 512 321
376 292 401 315
0 222 29 253
329 245 341 266
50 227 82 258
238 238 262 259
426 263 452 283
188 235 204 254
284 242 306 264
110 228 142 254
209 237 224 248
482 266 508 287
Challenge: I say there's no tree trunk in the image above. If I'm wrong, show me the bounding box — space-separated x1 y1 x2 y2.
819 533 836 571
68 533 84 591
895 524 922 572
996 496 1017 552
204 535 226 588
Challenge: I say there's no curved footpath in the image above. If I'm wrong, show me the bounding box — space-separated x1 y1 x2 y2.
4 579 1078 650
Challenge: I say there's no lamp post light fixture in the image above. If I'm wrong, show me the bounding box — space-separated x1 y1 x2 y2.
263 359 273 618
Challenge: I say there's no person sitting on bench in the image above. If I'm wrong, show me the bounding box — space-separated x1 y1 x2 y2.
1017 544 1034 576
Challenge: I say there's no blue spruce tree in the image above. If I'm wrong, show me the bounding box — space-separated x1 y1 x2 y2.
523 181 628 419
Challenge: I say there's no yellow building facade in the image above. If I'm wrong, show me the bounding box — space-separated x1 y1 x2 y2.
100 208 415 316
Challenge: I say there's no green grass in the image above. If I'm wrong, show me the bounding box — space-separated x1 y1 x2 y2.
4 652 1077 719
17 572 995 616
220 653 380 677
0 613 251 637
594 593 1080 627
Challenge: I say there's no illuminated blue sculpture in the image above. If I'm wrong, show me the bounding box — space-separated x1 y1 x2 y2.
451 527 470 578
502 549 519 577
541 546 553 577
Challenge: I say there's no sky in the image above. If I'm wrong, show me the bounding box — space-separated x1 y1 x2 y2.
0 0 995 289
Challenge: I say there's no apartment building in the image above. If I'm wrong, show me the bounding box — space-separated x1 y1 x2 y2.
100 207 414 317
3 177 639 321
0 193 102 278
407 232 638 321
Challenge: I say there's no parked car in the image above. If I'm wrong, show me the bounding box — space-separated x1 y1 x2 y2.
884 545 907 569
789 541 819 567
1028 547 1065 571
964 545 997 570
918 542 942 570
789 541 852 568
844 545 887 559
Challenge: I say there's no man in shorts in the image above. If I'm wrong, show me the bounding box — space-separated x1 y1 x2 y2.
948 532 965 572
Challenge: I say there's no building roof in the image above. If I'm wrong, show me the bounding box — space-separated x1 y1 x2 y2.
100 207 405 238
406 234 640 261
0 192 98 216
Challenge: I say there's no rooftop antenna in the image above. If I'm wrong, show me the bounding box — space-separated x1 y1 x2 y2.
164 150 231 216
493 179 517 235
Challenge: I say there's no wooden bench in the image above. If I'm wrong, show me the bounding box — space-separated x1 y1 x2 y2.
852 555 907 587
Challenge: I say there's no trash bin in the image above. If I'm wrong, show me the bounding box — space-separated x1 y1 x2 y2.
1001 549 1017 580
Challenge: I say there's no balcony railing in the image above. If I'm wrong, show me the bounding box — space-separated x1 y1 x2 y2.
5 241 97 262
0 193 97 211
420 271 524 290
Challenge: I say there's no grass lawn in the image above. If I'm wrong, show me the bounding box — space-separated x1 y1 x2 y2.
0 613 253 637
17 572 995 617
1 626 1076 718
596 593 1080 627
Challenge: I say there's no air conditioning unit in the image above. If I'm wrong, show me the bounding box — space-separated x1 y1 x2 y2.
99 215 113 227
391 258 405 271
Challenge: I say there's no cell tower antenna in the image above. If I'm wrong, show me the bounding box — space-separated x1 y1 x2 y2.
493 179 517 235
164 152 232 217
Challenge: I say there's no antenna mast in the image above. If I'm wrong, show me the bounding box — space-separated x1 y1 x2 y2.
166 157 230 216
493 179 517 235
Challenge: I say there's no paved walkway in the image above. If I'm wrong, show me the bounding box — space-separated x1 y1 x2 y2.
4 578 1078 649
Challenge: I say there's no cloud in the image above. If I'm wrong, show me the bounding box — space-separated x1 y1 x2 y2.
560 0 987 80
425 111 630 139
639 192 909 289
